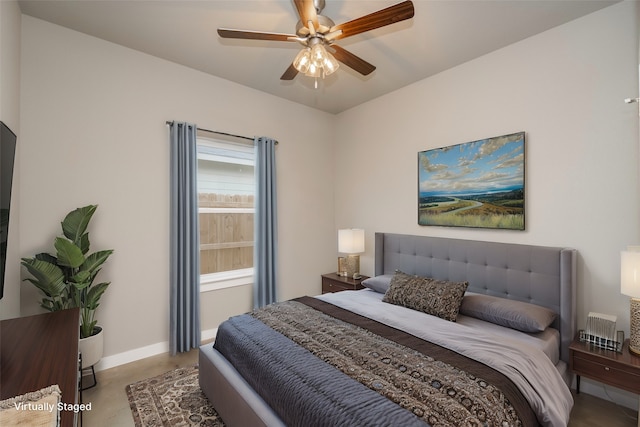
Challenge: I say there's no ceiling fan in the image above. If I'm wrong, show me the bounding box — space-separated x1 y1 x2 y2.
217 0 415 84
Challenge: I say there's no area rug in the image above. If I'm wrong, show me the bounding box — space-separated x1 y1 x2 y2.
126 365 225 427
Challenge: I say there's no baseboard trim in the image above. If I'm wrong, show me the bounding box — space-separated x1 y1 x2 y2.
93 327 218 372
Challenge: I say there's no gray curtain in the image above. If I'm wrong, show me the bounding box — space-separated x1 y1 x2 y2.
254 137 278 308
169 121 201 355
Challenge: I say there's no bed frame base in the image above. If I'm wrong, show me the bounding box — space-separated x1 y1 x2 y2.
199 344 285 427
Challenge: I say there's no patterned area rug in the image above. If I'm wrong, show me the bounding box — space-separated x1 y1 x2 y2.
126 365 226 427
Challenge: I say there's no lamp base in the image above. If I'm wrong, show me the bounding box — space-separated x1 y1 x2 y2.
630 297 640 356
343 255 360 279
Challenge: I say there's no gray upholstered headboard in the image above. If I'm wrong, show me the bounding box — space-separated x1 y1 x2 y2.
374 232 577 363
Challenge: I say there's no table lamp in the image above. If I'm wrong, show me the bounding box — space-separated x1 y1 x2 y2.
338 229 364 279
621 247 640 356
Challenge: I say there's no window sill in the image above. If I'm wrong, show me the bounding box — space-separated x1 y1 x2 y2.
200 268 253 293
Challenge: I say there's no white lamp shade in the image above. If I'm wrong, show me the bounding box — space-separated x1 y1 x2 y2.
621 250 640 298
338 229 365 254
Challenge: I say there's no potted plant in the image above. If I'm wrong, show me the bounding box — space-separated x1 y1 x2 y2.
21 205 113 373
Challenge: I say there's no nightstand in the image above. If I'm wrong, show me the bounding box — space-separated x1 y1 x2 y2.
570 338 640 426
570 337 640 394
321 272 368 294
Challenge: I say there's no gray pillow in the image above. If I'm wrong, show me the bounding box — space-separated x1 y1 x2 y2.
361 274 393 293
459 294 556 332
382 271 468 322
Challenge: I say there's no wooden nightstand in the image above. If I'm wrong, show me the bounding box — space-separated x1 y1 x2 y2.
321 272 369 294
569 337 640 395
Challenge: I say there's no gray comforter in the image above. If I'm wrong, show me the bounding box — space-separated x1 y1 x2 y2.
214 312 429 427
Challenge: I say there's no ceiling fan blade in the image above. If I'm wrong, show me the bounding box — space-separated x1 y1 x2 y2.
293 0 319 30
330 45 376 76
329 0 414 41
281 63 299 80
218 28 297 42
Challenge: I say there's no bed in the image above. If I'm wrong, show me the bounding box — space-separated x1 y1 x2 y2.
199 232 577 426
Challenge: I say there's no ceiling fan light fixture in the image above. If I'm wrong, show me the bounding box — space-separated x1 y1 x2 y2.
294 42 339 79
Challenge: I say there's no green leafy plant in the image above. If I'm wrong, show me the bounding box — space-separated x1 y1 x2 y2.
21 205 114 338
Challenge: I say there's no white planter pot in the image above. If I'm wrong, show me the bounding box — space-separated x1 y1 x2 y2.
79 326 103 368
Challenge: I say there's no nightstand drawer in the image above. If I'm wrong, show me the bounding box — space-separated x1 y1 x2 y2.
321 273 368 294
322 281 353 293
573 354 640 394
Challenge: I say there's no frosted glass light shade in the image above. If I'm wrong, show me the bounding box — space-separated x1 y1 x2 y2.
293 48 311 74
338 229 365 254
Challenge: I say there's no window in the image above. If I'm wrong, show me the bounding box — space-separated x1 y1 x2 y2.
197 133 254 291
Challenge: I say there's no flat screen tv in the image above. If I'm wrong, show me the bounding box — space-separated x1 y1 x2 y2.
1 121 16 300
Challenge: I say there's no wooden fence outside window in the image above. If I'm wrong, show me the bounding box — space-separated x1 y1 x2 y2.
199 193 254 275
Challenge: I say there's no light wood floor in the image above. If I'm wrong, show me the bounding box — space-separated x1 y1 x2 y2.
82 347 638 426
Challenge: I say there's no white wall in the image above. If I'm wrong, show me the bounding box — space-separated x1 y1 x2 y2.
18 16 336 361
336 1 639 407
0 0 21 320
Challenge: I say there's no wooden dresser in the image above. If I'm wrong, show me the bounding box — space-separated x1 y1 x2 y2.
0 308 80 427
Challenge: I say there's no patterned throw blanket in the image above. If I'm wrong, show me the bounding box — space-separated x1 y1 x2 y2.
256 298 537 427
215 297 538 427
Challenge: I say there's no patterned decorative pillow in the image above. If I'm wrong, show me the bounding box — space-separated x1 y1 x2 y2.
382 271 468 321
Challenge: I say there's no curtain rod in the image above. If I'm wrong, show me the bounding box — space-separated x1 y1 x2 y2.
165 121 278 144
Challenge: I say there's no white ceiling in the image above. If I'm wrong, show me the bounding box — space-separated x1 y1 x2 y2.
18 0 619 114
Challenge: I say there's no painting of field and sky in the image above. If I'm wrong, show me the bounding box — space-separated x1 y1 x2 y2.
418 132 525 230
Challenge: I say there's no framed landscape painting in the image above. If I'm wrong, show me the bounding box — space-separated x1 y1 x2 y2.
418 132 525 230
